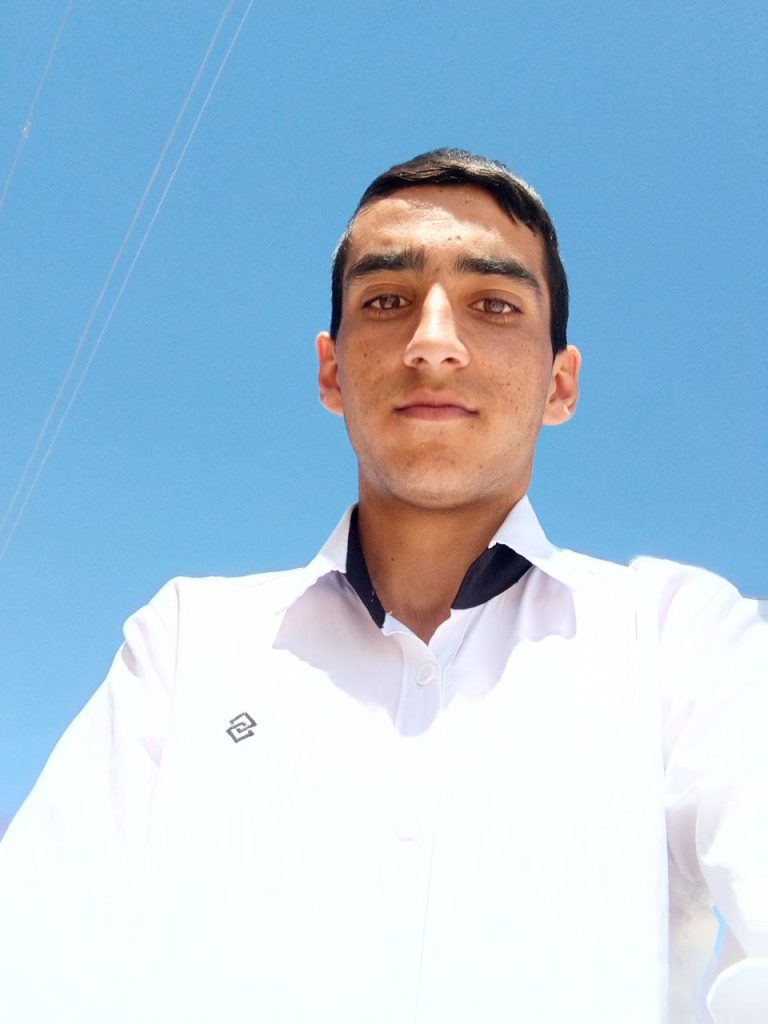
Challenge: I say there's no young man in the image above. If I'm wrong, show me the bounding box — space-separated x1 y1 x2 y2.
0 149 765 1024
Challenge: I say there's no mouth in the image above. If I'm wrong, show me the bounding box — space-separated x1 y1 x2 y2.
394 392 478 420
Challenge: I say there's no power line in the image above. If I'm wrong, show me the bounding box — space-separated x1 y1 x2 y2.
0 0 255 563
0 0 236 544
0 0 75 213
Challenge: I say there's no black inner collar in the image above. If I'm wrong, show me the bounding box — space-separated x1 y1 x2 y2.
345 507 532 629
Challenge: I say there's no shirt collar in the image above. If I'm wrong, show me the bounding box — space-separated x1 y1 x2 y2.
345 507 533 628
276 495 602 622
490 496 613 592
273 496 587 617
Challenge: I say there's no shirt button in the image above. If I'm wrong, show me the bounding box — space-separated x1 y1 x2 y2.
416 663 437 687
395 824 418 842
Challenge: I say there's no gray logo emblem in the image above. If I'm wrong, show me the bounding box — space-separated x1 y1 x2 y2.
227 711 257 743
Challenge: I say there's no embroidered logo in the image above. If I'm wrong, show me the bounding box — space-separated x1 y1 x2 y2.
226 711 257 743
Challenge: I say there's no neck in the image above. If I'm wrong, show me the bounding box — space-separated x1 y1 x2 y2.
356 489 522 643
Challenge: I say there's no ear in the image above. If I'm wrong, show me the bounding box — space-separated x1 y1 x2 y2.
316 332 344 416
542 345 581 426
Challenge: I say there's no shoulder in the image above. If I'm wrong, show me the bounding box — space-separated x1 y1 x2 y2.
556 546 746 607
619 557 765 672
160 566 309 600
627 555 746 629
550 547 631 584
548 546 762 642
127 567 312 638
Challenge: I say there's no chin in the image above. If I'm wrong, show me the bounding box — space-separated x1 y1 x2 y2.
381 476 496 512
371 459 531 512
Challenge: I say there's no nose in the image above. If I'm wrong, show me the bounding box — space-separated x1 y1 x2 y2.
403 285 470 369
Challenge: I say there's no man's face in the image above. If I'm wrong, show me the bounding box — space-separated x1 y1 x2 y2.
317 185 579 513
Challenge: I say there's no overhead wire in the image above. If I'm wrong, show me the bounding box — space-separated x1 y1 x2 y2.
0 0 255 564
0 0 236 543
0 0 75 213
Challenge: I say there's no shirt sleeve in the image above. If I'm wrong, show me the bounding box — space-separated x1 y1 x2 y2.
639 560 768 1023
0 580 179 1023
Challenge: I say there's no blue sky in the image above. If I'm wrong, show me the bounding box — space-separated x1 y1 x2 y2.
1 0 766 825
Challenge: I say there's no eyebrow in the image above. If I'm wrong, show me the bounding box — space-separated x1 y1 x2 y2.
453 254 543 296
345 247 543 298
345 247 427 283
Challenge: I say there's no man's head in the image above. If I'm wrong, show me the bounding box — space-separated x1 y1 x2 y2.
316 149 580 514
330 148 569 356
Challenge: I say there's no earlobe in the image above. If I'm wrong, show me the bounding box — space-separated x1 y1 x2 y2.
316 332 344 416
543 345 581 426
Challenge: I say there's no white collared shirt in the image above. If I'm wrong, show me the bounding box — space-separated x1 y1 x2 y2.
0 498 766 1023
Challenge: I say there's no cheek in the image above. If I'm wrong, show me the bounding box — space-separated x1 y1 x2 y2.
336 359 380 433
489 356 552 425
338 337 372 380
338 343 394 406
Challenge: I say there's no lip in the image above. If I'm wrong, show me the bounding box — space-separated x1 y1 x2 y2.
394 392 478 420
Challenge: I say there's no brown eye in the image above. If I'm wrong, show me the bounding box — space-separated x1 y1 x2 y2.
472 297 518 315
364 294 408 310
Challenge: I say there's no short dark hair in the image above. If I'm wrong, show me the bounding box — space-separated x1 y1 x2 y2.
329 148 569 355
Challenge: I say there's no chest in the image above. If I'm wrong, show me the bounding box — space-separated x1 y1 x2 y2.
135 586 668 1023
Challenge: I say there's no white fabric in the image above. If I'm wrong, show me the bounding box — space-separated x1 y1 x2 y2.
0 498 765 1023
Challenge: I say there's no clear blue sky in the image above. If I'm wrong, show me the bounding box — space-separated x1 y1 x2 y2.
1 0 766 825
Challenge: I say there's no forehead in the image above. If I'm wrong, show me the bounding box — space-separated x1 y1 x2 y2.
346 185 546 276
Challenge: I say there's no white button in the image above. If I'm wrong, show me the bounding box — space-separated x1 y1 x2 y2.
416 663 437 687
395 825 418 842
395 822 435 845
395 807 425 841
